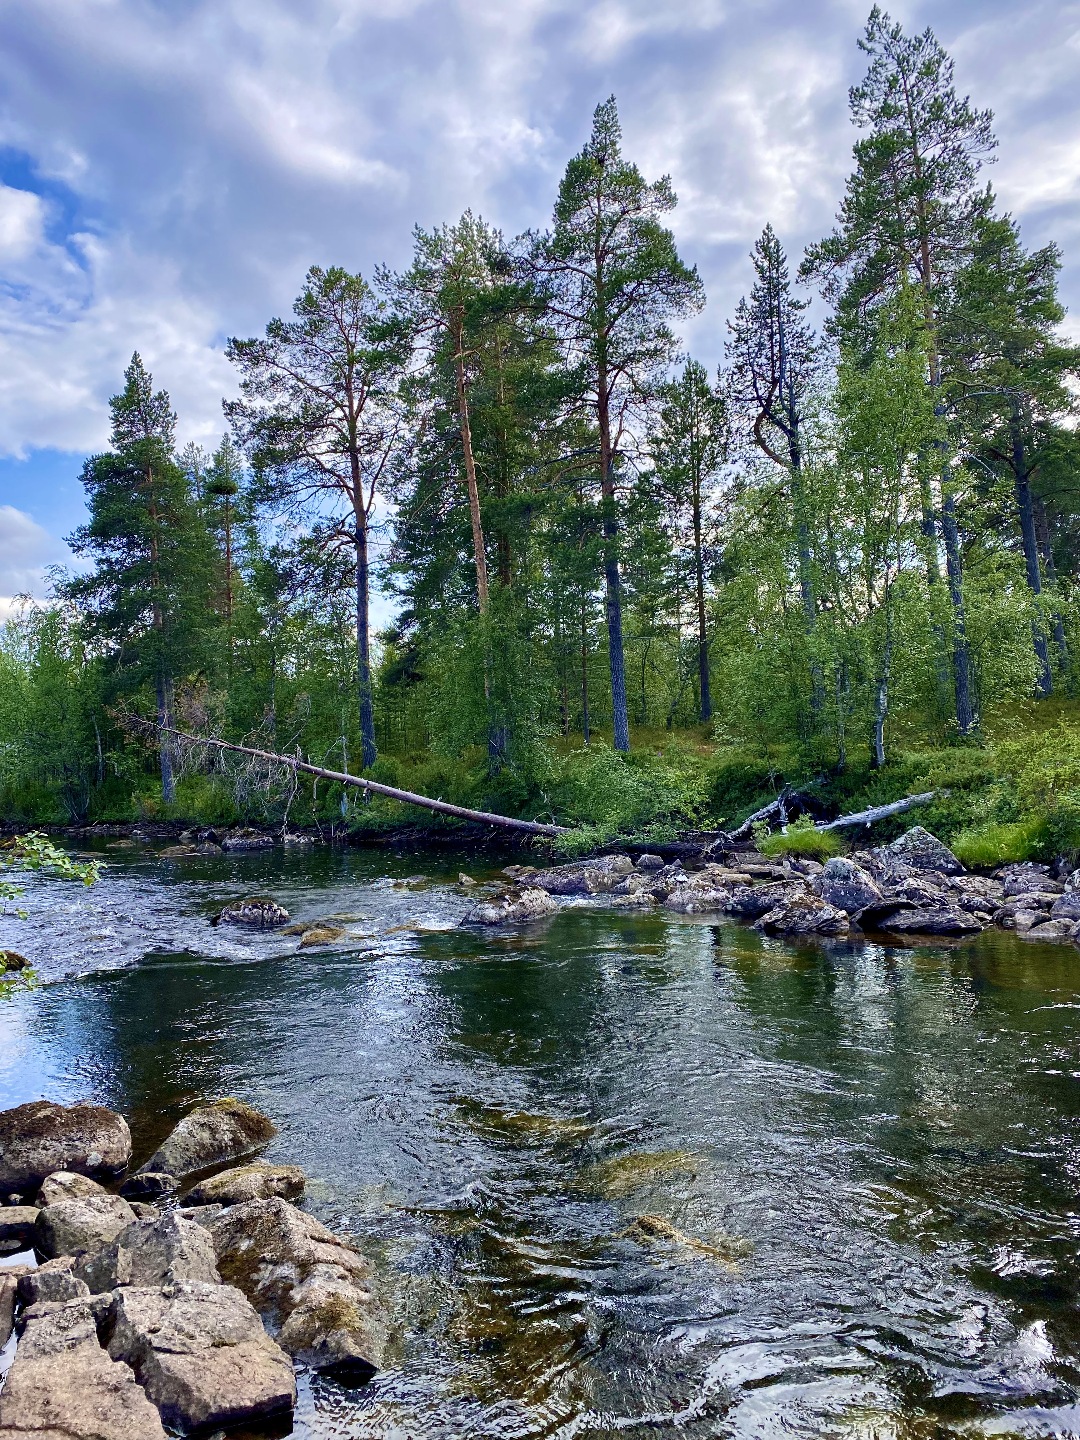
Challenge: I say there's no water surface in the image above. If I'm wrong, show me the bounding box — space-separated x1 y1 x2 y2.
3 841 1080 1437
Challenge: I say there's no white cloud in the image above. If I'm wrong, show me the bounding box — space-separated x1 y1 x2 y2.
0 504 62 611
0 184 46 260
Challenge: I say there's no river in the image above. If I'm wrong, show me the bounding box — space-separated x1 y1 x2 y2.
3 839 1080 1438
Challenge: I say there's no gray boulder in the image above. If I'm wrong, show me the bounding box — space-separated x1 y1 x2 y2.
663 886 731 915
105 1282 296 1434
724 882 800 919
36 1169 109 1207
0 1100 132 1196
879 907 983 937
18 1256 90 1307
214 895 290 927
221 828 275 851
1019 920 1077 944
0 1297 168 1439
464 886 558 926
528 856 633 896
211 1197 382 1378
635 853 665 871
139 1098 277 1177
0 1205 38 1252
0 1273 15 1349
1000 862 1055 897
756 894 850 936
185 1161 305 1207
77 1210 220 1293
34 1192 137 1260
119 1169 177 1200
881 826 964 875
1051 891 1080 922
813 857 883 916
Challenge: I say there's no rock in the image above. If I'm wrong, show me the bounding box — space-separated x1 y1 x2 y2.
0 1298 169 1439
119 1170 177 1200
0 1206 38 1251
0 1273 15 1349
140 1098 277 1178
211 1197 382 1377
196 840 223 855
0 949 28 973
1020 920 1077 943
1014 908 1046 934
0 1101 132 1197
999 862 1054 897
1051 891 1080 922
175 1203 225 1228
18 1256 90 1307
756 894 850 936
36 1170 109 1207
34 1193 137 1260
464 886 558 926
663 887 731 914
214 895 290 928
813 857 883 916
501 864 537 879
457 873 476 886
76 1211 220 1293
878 907 983 937
880 826 964 876
104 1282 295 1435
159 844 197 858
185 1161 305 1207
221 828 275 851
299 925 345 947
635 854 665 871
529 856 632 896
724 882 801 919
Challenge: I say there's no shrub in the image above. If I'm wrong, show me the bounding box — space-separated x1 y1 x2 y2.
950 819 1043 868
757 816 844 860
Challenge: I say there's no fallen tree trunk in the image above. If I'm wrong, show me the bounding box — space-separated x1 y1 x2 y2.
162 729 568 838
815 791 939 832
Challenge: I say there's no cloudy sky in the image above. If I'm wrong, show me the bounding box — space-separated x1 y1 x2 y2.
0 0 1077 611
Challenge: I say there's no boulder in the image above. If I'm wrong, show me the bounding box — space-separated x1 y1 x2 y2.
139 1098 277 1178
635 853 665 871
663 887 731 915
298 925 345 947
1000 862 1055 897
879 907 983 937
220 828 275 851
0 949 28 973
119 1170 177 1200
36 1169 109 1207
1020 920 1077 944
464 886 558 926
0 1273 15 1349
755 894 850 936
0 1298 168 1439
17 1256 90 1307
0 1100 132 1196
77 1211 220 1293
211 1197 382 1377
214 895 290 928
529 856 633 896
724 882 801 919
0 1206 38 1251
105 1282 296 1434
879 826 964 876
34 1192 137 1260
185 1161 305 1207
1051 891 1080 923
813 857 883 916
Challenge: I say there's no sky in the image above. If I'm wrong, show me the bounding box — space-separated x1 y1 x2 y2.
0 0 1077 616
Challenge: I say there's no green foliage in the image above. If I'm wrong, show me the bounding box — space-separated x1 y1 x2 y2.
0 832 101 913
757 817 844 861
950 819 1043 868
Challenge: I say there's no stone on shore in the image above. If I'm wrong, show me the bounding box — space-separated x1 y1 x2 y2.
17 1256 90 1307
77 1211 220 1293
34 1193 137 1260
0 1298 169 1440
878 826 964 876
756 894 850 936
813 857 883 916
139 1098 277 1178
465 886 558 926
214 895 290 928
185 1160 305 1206
105 1282 296 1435
211 1197 382 1377
36 1170 109 1207
0 1101 132 1197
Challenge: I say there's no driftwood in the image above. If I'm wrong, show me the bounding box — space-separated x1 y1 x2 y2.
162 729 568 837
815 791 939 832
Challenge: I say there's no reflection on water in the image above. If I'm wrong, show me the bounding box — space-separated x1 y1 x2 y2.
3 843 1080 1435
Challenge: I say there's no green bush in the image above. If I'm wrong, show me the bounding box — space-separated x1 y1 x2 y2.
950 818 1043 868
757 816 844 860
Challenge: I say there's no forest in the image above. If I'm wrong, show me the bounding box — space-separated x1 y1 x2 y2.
2 7 1079 866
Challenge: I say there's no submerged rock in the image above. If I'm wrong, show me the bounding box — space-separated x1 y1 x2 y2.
298 924 345 947
139 1098 277 1178
77 1210 220 1293
211 1197 382 1378
214 895 290 928
0 1297 169 1440
464 886 558 926
106 1282 296 1434
0 1100 132 1196
185 1161 305 1207
34 1192 138 1260
119 1170 177 1200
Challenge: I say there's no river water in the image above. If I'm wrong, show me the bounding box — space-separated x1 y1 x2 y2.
4 840 1080 1438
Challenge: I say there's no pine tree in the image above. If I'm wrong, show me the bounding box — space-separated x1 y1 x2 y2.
535 96 703 752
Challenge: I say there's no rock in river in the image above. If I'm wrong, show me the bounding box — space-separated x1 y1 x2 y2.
756 894 850 936
185 1160 305 1206
214 895 290 928
36 1169 109 1206
0 1297 169 1440
105 1282 296 1435
465 886 558 926
77 1210 220 1293
34 1192 137 1260
211 1196 382 1378
0 1100 132 1196
878 907 983 937
139 1098 277 1178
813 857 883 916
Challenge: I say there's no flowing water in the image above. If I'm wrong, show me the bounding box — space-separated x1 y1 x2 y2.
4 839 1080 1438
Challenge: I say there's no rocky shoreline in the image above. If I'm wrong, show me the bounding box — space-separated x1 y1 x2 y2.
462 825 1080 949
0 1098 381 1437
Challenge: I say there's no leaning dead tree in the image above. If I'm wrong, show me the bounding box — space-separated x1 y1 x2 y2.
161 728 568 838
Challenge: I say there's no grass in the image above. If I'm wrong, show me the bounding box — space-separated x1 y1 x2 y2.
758 824 845 861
